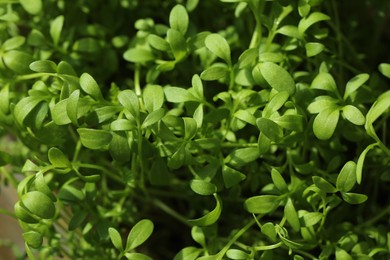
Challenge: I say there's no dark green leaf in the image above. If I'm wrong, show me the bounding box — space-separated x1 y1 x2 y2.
125 219 154 251
244 195 281 214
14 201 39 223
336 161 356 192
142 108 166 128
259 62 295 95
109 131 131 163
58 184 85 202
184 117 197 140
188 194 222 226
68 210 87 231
222 165 246 188
77 128 112 150
190 179 217 195
257 117 283 142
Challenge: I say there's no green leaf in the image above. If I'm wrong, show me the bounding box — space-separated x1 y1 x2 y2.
205 34 231 65
311 73 337 92
192 74 204 99
167 29 187 61
23 231 43 249
379 63 390 78
305 42 324 57
111 119 137 131
68 210 87 231
164 86 198 103
191 226 206 247
50 15 64 46
263 91 289 117
14 201 39 223
29 60 57 73
147 34 170 51
298 12 330 34
342 105 365 125
80 73 103 101
193 104 204 128
277 25 301 39
3 50 33 73
14 96 43 126
336 161 357 192
356 143 377 184
48 147 71 168
365 91 390 134
109 131 131 163
21 191 55 219
108 227 123 251
271 168 288 193
307 96 339 114
190 179 217 195
234 110 256 126
341 192 368 205
226 249 251 259
51 99 71 125
143 85 164 112
238 48 258 69
312 176 337 193
258 132 271 155
169 4 189 35
118 90 140 118
244 195 281 214
57 61 77 76
335 248 353 260
313 107 340 140
200 66 228 81
222 165 246 189
188 194 222 226
0 151 11 166
259 62 295 95
142 108 166 128
284 198 300 232
257 117 283 142
123 48 154 63
301 212 323 227
2 36 25 51
124 253 152 260
261 222 277 242
125 219 154 251
184 117 198 140
174 247 202 260
66 90 80 125
344 73 369 99
58 184 86 202
225 147 259 167
20 0 42 15
274 114 304 132
77 128 112 150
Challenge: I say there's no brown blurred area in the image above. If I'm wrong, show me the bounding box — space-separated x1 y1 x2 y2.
0 184 24 260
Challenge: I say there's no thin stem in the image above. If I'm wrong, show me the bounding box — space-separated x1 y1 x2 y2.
15 72 55 81
152 198 191 227
254 242 283 251
217 218 256 259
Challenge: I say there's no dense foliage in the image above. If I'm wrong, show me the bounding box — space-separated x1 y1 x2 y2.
1 0 390 259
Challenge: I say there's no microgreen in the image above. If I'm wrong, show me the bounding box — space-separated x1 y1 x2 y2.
1 0 390 259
